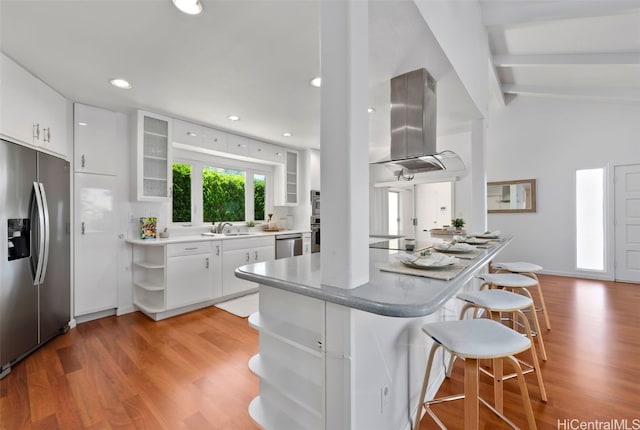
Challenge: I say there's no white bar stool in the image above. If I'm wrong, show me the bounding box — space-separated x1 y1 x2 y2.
476 273 548 361
454 288 548 403
492 262 551 331
414 319 537 430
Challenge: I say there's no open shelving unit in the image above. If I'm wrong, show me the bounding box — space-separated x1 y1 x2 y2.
247 286 325 429
132 244 166 315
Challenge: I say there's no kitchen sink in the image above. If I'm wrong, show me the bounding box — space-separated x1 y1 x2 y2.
224 232 252 236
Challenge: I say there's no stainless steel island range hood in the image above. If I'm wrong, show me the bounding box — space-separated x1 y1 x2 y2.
371 68 465 185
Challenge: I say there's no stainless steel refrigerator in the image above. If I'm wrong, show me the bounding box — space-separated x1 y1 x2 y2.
1 138 70 378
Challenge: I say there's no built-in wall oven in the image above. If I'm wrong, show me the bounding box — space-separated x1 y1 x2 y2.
310 215 320 253
311 190 320 216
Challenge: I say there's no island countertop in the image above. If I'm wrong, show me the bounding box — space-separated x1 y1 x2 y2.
235 236 512 318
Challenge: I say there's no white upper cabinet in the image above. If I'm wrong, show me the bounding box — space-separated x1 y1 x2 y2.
227 134 250 156
286 151 299 205
74 103 118 175
173 119 228 153
133 110 172 201
172 118 204 147
0 52 69 159
201 127 228 153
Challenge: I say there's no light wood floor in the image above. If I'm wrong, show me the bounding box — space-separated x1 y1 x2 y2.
1 275 639 429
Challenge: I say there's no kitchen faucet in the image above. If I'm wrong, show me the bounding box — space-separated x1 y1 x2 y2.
213 221 233 234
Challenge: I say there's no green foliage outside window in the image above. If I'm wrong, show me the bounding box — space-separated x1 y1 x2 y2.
172 164 266 223
254 176 265 221
203 167 245 222
172 163 191 222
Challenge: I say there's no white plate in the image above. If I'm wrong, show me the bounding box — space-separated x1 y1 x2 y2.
461 237 490 245
472 231 501 239
433 242 476 253
396 253 459 269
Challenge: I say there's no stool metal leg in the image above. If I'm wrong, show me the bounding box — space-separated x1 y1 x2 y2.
414 342 441 430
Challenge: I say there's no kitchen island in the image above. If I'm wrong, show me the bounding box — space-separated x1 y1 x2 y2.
236 236 512 430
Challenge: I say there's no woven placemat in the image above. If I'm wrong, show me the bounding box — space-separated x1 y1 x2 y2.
379 259 470 281
432 248 483 260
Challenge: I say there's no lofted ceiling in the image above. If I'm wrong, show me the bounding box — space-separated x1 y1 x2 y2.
483 1 640 105
1 1 639 161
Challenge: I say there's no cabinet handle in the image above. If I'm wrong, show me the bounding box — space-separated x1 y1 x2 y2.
205 257 209 269
185 247 198 251
43 128 51 142
246 252 250 262
81 222 85 235
81 154 86 168
254 251 258 260
33 123 40 140
216 245 220 256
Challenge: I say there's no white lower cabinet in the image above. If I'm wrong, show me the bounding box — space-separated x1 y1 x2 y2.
74 173 117 317
166 242 213 309
222 237 275 296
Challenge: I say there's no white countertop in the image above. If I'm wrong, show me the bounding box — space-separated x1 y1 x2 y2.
236 236 512 317
126 228 311 246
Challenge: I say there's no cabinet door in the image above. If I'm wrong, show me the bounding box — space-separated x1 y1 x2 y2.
0 53 68 158
36 81 68 158
74 173 117 316
166 254 212 309
172 119 203 146
136 110 172 201
222 248 254 296
227 134 249 156
252 245 275 264
74 104 118 175
202 127 228 153
286 151 298 205
211 241 223 298
0 53 40 146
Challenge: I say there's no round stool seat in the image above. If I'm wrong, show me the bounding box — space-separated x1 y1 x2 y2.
422 319 531 359
493 262 542 273
458 289 533 311
478 273 538 288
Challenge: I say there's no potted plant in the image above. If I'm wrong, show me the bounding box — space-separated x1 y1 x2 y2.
451 218 465 232
245 220 257 232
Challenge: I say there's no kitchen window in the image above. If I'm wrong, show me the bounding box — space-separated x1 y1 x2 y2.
172 155 271 225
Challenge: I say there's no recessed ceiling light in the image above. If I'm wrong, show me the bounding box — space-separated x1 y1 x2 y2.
282 132 292 137
78 122 88 126
172 0 203 15
109 78 132 89
227 115 240 121
368 108 376 113
310 77 322 88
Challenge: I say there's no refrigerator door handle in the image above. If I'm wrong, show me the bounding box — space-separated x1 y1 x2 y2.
30 181 46 285
38 182 51 284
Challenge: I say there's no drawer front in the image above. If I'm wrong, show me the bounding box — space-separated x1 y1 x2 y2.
167 241 212 257
222 236 274 252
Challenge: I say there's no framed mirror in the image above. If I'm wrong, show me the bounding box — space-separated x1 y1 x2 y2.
487 179 536 213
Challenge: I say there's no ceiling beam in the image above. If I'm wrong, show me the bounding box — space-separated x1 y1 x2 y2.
494 53 640 67
481 1 640 27
503 84 640 102
488 58 505 108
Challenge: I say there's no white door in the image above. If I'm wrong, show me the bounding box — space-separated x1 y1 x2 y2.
614 164 640 283
166 254 212 309
74 173 117 315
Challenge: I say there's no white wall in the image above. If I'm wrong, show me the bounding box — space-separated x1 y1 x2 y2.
486 96 640 279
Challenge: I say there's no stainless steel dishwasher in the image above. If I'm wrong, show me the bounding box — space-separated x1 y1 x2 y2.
275 233 303 259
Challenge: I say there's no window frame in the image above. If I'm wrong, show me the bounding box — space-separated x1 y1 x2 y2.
171 150 273 226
